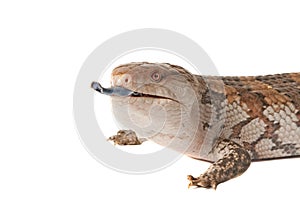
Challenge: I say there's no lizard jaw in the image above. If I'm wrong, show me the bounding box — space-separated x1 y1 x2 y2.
91 81 180 103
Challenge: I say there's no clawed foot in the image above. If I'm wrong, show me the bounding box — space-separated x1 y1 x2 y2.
187 174 218 190
108 130 145 145
187 139 251 190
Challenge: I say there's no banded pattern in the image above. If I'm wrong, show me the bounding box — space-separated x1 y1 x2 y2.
217 73 300 160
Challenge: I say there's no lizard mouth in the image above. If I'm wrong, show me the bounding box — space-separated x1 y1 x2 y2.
91 81 179 102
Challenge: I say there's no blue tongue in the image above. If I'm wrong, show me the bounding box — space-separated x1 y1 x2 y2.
91 81 136 97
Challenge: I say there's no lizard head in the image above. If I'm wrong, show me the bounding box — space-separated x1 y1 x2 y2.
110 62 198 102
92 62 201 148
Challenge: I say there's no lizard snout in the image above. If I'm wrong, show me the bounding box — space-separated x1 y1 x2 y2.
112 74 132 87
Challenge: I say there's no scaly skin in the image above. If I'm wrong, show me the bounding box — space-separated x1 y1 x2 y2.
103 62 300 189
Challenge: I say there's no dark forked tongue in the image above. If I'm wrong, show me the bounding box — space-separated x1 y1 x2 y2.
91 81 141 97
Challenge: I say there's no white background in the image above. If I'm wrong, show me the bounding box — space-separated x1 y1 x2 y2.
1 1 300 198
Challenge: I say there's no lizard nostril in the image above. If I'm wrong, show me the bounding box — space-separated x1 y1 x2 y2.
122 74 131 85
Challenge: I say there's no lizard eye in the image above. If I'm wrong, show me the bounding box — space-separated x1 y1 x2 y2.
151 71 161 82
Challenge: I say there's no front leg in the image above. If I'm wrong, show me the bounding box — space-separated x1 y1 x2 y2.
188 139 251 189
108 130 147 145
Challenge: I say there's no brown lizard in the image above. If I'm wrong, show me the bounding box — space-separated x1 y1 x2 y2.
91 62 300 189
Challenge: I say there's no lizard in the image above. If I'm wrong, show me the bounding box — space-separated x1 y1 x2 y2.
91 62 300 189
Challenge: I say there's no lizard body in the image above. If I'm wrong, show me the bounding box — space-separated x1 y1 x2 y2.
92 62 300 189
